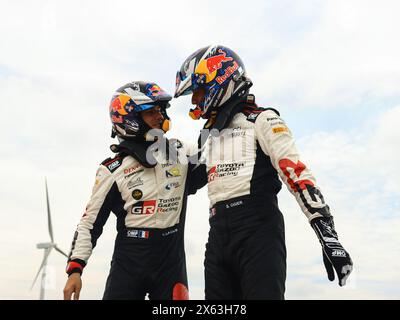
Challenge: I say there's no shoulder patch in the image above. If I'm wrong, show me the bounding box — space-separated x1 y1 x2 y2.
246 112 260 123
101 156 123 173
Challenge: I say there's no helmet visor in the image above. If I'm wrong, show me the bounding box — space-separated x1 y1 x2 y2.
175 71 209 98
174 71 193 97
135 102 170 113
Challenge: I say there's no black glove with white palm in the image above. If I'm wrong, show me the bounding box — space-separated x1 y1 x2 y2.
311 216 353 286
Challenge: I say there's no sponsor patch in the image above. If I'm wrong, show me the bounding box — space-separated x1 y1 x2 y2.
272 127 289 134
125 169 144 179
323 237 340 243
124 164 143 175
165 182 180 190
332 250 346 257
231 127 246 137
157 197 181 213
125 119 139 132
146 83 166 97
270 120 286 126
161 162 174 168
131 189 143 200
216 61 239 85
246 113 259 122
127 229 149 239
207 163 245 182
108 161 120 171
102 157 123 173
127 178 144 189
207 166 218 182
166 167 181 178
131 200 156 215
124 164 144 179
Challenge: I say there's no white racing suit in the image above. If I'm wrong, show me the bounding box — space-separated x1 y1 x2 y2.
66 139 206 300
202 98 330 299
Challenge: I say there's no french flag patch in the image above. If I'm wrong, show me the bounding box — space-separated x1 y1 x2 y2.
127 229 149 239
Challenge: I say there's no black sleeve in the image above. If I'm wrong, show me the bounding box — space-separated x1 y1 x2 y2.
187 162 207 195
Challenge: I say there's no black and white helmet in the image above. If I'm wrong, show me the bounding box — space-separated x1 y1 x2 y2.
109 81 172 140
174 45 252 119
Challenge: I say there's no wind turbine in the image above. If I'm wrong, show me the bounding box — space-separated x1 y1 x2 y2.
31 178 69 300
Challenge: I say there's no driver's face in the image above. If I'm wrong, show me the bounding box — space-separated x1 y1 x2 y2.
192 87 206 106
140 106 164 129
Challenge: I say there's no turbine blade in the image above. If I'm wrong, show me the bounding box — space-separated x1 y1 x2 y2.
55 246 69 258
30 248 52 290
45 178 54 243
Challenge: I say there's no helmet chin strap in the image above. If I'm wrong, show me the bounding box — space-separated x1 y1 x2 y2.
111 128 117 138
200 78 254 135
204 112 217 129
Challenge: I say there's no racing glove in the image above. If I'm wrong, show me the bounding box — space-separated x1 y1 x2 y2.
311 216 353 286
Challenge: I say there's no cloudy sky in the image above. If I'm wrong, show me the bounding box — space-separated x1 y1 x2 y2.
1 0 399 299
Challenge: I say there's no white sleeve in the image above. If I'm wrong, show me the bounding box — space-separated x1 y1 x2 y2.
254 110 330 221
68 165 115 265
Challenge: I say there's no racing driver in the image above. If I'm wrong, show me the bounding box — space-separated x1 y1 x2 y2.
63 81 206 300
174 45 353 299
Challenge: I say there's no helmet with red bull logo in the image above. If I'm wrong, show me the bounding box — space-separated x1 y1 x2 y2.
110 81 172 140
174 45 252 119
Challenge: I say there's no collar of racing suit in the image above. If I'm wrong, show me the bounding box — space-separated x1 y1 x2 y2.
198 94 256 149
205 94 256 131
110 140 156 168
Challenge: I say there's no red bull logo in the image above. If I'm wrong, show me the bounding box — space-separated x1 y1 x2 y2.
216 61 239 85
195 49 234 83
205 49 233 73
146 84 164 97
110 95 131 116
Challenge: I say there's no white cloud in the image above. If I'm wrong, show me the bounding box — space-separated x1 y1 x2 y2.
253 0 400 109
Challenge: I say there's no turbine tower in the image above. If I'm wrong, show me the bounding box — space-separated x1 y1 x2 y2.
31 178 68 300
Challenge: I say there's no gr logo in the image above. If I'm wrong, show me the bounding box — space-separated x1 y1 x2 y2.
131 200 156 215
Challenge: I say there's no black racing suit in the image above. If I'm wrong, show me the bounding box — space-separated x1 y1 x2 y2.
202 96 331 299
66 140 206 299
